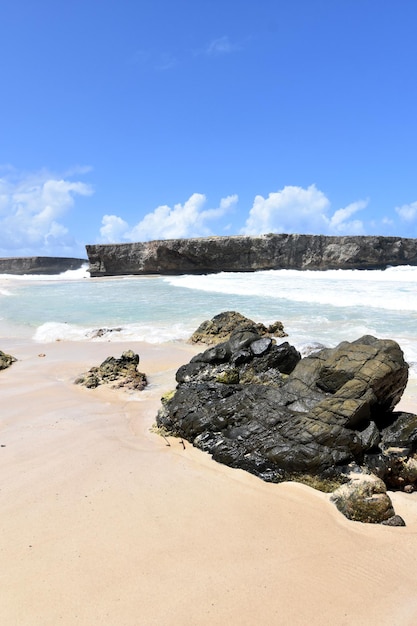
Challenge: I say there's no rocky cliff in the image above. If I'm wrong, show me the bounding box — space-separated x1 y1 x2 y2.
0 256 87 275
86 234 417 276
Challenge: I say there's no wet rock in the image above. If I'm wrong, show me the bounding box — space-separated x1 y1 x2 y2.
358 421 380 451
364 451 417 491
75 350 147 390
0 350 16 370
189 311 287 345
380 412 417 454
157 333 412 485
176 332 300 388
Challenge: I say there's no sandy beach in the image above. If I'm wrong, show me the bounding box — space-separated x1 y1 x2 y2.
1 338 417 625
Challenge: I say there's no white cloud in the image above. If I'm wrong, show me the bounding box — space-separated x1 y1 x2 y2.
99 193 238 243
326 200 367 234
99 186 373 244
129 193 207 240
395 201 417 222
205 36 239 56
242 184 367 236
100 215 129 243
242 184 330 235
0 170 93 256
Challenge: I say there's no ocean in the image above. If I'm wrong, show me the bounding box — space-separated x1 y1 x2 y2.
1 264 417 379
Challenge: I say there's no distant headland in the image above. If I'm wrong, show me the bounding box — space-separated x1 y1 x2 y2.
0 256 86 275
85 233 417 277
3 234 417 277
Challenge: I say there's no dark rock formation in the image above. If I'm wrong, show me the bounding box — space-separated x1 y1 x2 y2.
74 350 147 390
86 234 417 276
189 311 287 345
0 350 16 370
156 332 415 491
0 257 86 275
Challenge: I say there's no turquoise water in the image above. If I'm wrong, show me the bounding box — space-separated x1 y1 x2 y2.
1 265 417 375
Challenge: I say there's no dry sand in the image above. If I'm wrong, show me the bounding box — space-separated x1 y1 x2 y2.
1 339 417 626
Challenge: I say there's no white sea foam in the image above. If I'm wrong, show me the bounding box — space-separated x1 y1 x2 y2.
165 267 417 312
32 321 192 344
2 266 417 381
33 322 90 342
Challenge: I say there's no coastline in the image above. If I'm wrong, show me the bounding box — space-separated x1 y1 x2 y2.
1 339 417 625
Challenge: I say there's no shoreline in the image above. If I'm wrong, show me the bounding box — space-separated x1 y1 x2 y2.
1 339 417 624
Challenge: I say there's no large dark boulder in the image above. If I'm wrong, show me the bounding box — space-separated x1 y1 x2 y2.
157 333 414 489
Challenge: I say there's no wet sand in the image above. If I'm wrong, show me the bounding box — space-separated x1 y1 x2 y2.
1 339 417 625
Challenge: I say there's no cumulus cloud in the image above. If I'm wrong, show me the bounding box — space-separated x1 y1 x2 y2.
100 215 129 243
241 184 367 236
99 186 373 244
99 193 238 243
395 201 417 222
242 184 330 235
0 170 93 256
326 200 368 234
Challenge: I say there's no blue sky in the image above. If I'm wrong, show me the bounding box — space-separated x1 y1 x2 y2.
1 0 416 257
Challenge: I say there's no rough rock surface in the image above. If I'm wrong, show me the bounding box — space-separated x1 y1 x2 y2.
0 256 86 275
381 514 407 526
330 474 396 523
86 234 417 276
157 329 417 522
365 446 417 491
189 311 287 345
0 350 16 370
157 332 414 486
75 350 147 390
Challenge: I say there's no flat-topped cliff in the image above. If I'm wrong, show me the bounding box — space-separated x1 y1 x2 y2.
0 256 86 275
86 234 417 277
